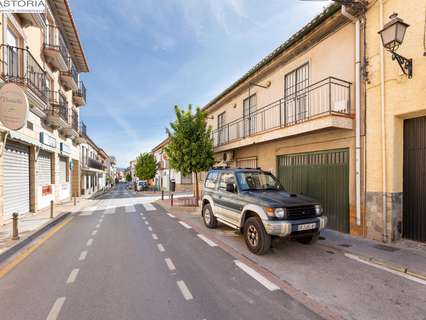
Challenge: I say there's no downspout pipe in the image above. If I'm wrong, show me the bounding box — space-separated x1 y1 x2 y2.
379 0 388 242
342 5 362 227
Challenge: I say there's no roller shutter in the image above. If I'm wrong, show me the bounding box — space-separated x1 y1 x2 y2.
37 150 52 187
58 156 67 184
4 141 30 219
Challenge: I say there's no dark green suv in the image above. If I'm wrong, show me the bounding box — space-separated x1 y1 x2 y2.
201 168 327 255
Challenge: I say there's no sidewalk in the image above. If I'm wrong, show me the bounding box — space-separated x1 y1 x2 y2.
157 198 426 280
0 196 97 260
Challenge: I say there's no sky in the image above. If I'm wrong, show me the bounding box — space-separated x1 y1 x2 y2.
68 0 332 168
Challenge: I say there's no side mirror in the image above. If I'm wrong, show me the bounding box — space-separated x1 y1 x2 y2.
226 183 236 193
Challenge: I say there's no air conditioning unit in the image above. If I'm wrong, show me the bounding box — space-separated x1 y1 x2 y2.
223 151 234 162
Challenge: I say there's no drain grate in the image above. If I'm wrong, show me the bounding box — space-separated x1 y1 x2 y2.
374 244 400 252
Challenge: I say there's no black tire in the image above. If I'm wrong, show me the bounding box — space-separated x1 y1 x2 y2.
243 217 271 255
296 232 320 245
202 203 217 229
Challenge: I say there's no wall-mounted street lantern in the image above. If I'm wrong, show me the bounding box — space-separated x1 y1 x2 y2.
378 13 412 78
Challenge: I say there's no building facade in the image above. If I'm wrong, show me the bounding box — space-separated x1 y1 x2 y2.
0 0 89 225
364 0 426 242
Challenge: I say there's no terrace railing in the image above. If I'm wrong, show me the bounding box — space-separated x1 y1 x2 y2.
0 45 48 104
212 77 351 147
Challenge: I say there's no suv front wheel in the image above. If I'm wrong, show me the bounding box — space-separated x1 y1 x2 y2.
202 203 217 229
243 217 271 255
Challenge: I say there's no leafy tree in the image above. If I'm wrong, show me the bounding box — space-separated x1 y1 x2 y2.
125 173 132 182
165 105 214 203
135 152 158 181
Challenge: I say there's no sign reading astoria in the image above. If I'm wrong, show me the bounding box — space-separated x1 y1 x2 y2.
0 0 45 13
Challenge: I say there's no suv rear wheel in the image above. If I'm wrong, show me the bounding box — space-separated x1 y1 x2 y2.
202 203 217 229
243 217 271 255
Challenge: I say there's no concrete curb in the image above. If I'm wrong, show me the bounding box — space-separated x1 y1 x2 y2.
0 211 72 265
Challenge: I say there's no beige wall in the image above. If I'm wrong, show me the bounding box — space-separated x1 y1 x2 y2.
365 0 426 241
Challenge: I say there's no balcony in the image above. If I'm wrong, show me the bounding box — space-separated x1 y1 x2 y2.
46 91 68 129
75 121 87 144
43 25 69 72
63 110 79 139
88 158 105 171
0 45 48 109
60 58 78 91
212 77 353 151
73 81 86 107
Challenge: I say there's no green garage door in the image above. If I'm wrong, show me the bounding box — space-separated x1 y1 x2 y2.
277 149 349 233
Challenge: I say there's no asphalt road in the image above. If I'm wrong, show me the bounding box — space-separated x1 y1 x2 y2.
0 183 323 320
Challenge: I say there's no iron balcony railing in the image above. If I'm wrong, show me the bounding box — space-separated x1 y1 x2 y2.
48 90 68 122
88 158 105 171
75 80 86 101
212 77 352 147
45 25 69 64
0 45 48 104
63 57 78 84
71 110 79 131
80 121 87 136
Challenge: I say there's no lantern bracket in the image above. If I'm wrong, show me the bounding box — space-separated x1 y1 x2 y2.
391 51 412 78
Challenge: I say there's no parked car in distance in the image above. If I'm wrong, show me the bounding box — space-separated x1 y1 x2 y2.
137 180 148 191
202 167 327 255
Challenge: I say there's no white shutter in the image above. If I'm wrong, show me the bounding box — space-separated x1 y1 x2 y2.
4 142 30 219
37 150 52 187
58 157 67 184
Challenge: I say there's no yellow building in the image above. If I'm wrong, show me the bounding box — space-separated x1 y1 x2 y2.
365 0 426 242
0 0 89 225
204 3 363 236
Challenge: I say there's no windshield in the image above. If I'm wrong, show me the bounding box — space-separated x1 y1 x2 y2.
236 171 285 191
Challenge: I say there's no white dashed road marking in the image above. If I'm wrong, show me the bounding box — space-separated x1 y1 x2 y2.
148 227 152 231
179 221 192 229
79 251 88 261
143 203 156 211
145 221 149 225
165 258 176 271
87 238 94 247
152 234 158 240
66 268 79 284
197 234 218 247
167 213 175 218
46 297 66 320
157 244 165 252
95 224 100 229
177 280 193 300
91 230 97 236
234 260 280 291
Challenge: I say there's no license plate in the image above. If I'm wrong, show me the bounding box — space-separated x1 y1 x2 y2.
297 223 317 231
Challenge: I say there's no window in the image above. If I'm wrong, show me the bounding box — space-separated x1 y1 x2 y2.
219 172 236 191
217 112 226 145
284 63 309 124
243 94 257 136
205 171 219 189
217 112 225 128
236 171 284 191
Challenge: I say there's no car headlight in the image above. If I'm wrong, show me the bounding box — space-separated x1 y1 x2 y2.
315 205 323 216
265 207 286 219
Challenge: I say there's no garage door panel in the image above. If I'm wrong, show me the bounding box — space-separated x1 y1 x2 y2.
4 141 30 219
278 149 349 233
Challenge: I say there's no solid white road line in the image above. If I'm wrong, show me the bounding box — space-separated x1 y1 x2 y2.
152 234 158 240
179 221 192 229
79 212 93 216
143 203 156 211
95 224 100 229
79 251 88 261
91 230 97 236
177 280 193 300
167 213 175 218
148 227 153 231
86 238 94 246
46 297 66 320
234 260 280 291
66 268 79 284
197 234 218 247
344 253 426 286
157 244 165 252
165 258 176 271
